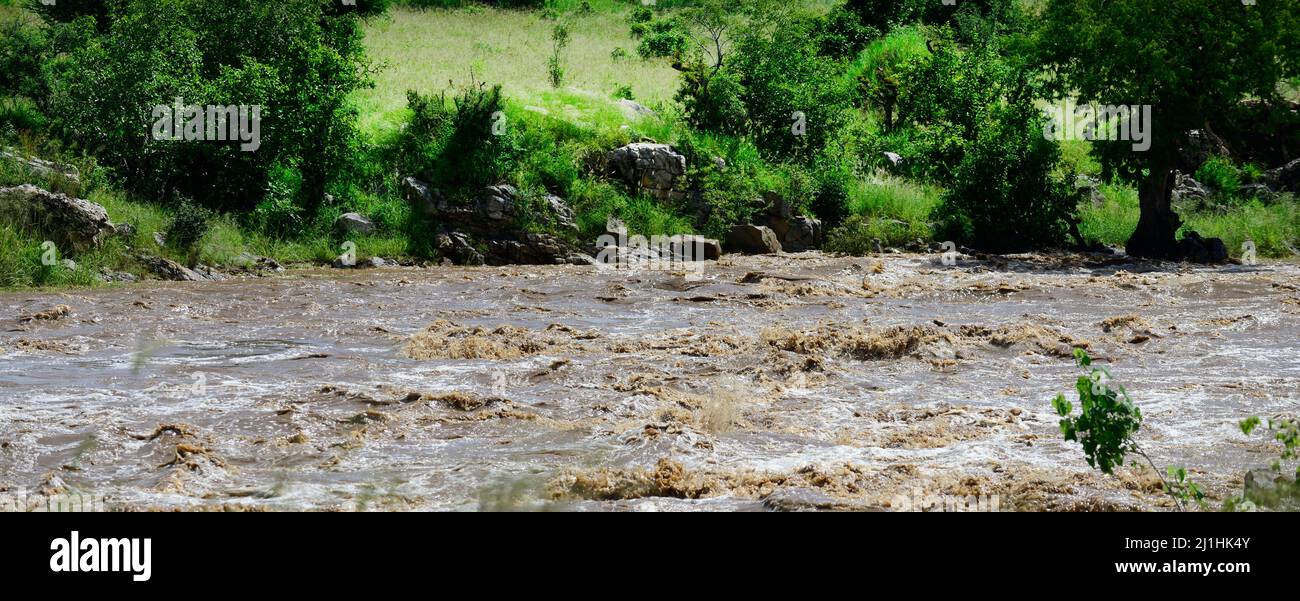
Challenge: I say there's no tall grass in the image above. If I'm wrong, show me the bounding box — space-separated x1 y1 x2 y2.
826 173 942 252
1078 183 1300 259
358 6 680 137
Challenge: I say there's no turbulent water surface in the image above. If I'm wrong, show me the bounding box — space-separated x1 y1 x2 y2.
2 253 1297 511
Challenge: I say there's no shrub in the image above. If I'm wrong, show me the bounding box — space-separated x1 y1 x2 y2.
727 16 856 162
0 12 49 99
547 22 570 88
813 6 879 59
934 96 1077 252
44 0 374 216
166 199 213 265
394 81 519 195
1194 155 1241 196
676 66 747 137
895 38 1009 182
250 163 305 239
853 27 929 132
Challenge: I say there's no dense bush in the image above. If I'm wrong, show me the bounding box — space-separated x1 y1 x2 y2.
853 26 929 133
43 0 374 218
813 5 879 59
394 82 519 195
725 16 856 162
893 38 1009 182
847 0 1022 37
935 91 1078 252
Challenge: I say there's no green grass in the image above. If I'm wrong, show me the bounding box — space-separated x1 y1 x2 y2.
358 6 680 137
1078 183 1300 259
826 173 943 252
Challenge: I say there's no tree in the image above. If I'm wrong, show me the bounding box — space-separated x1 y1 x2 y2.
1037 0 1299 259
45 0 378 217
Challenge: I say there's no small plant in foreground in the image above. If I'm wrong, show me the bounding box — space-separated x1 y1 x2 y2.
1052 349 1203 510
1226 416 1300 511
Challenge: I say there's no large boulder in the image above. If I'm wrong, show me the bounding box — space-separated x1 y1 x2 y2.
1177 129 1231 173
485 233 589 266
333 212 375 235
1263 158 1300 194
781 216 824 252
402 176 589 266
605 143 687 202
757 191 823 252
725 224 782 255
401 176 446 219
435 230 485 266
0 148 81 187
138 255 210 282
476 185 518 223
616 99 656 119
670 235 722 261
0 185 113 252
1171 172 1212 203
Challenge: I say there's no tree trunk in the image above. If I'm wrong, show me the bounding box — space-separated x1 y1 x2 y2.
1125 155 1182 259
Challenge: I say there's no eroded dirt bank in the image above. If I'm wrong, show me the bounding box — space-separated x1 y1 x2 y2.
2 253 1297 511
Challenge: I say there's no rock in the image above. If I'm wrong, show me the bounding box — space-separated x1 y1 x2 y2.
1171 172 1212 203
672 235 722 261
1263 157 1300 194
605 215 628 238
1242 469 1300 510
403 177 587 267
334 212 375 235
1076 175 1106 206
543 194 578 233
436 231 485 266
365 257 387 268
712 156 727 171
882 151 904 166
229 252 283 273
616 98 656 119
782 216 823 252
191 265 227 281
153 231 167 247
0 185 114 253
763 190 792 221
757 191 822 251
484 232 580 266
400 176 445 218
59 259 77 271
1238 183 1277 201
139 255 209 282
476 185 518 222
605 143 687 202
762 488 880 512
0 148 80 186
100 270 137 283
113 222 137 239
1177 231 1229 264
1178 129 1231 173
725 224 782 255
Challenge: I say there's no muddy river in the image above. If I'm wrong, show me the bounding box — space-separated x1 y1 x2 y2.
2 253 1296 511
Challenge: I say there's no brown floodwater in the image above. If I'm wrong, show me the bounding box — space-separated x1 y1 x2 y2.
1 253 1296 511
